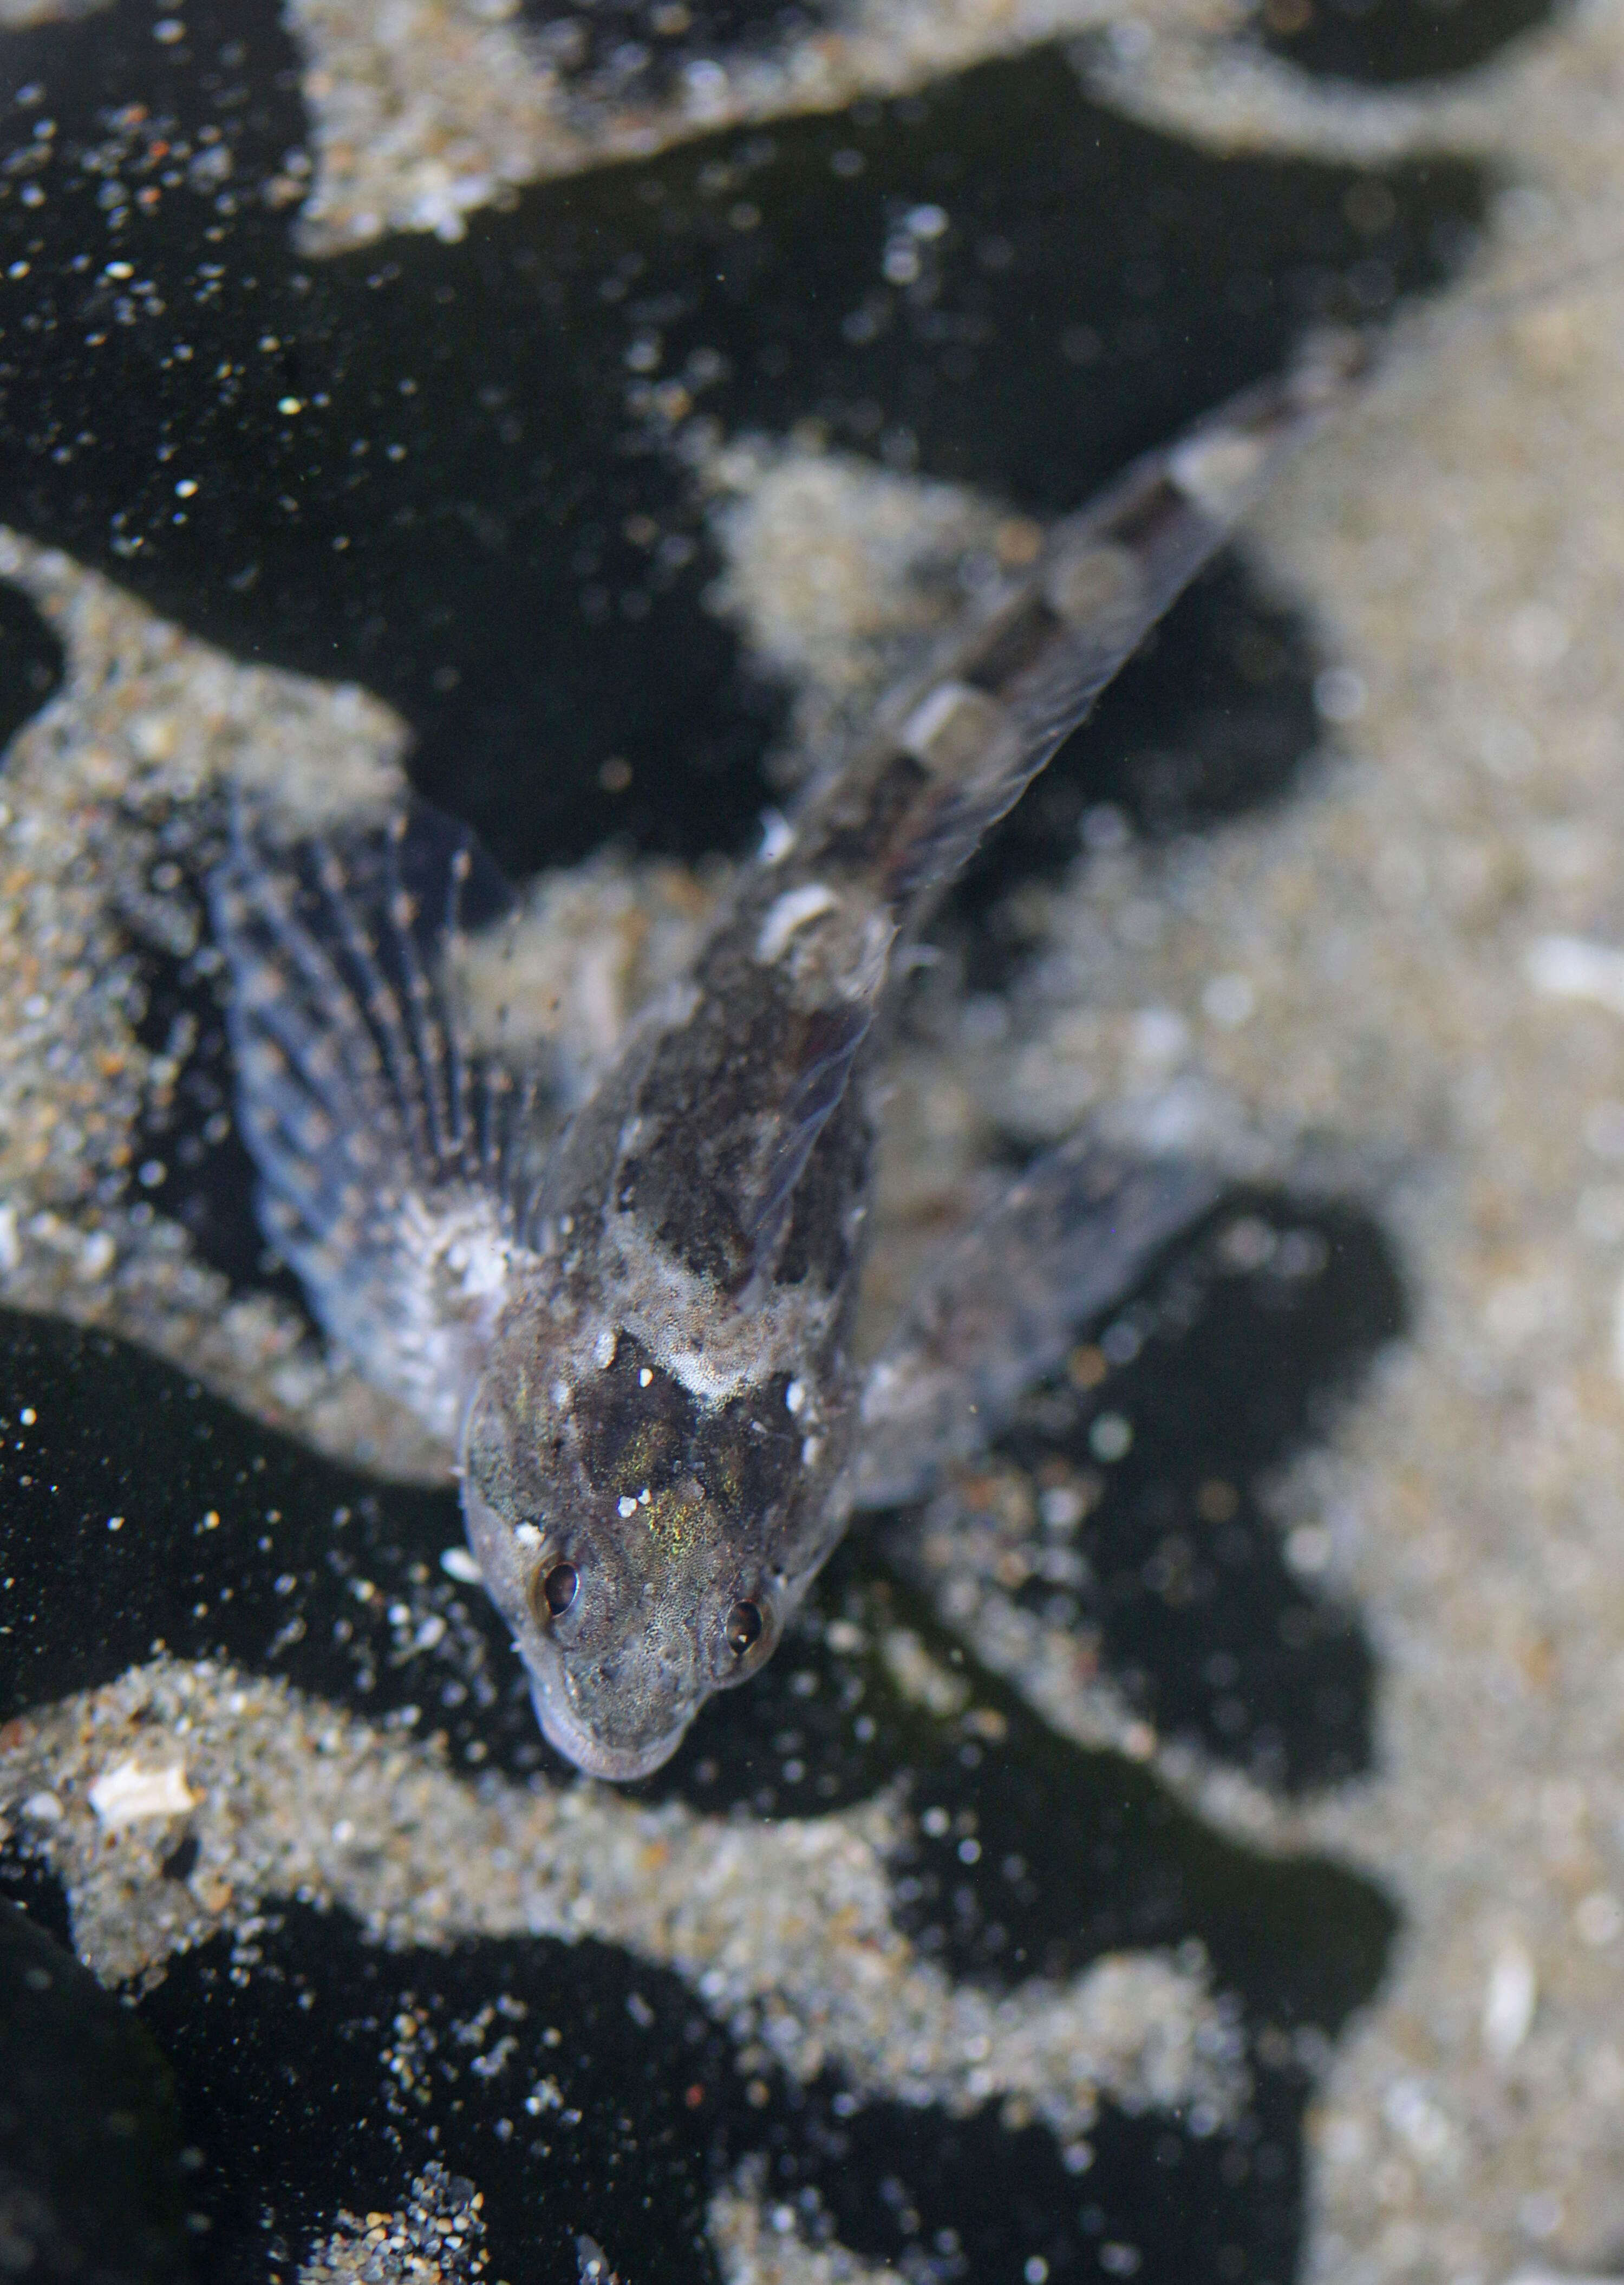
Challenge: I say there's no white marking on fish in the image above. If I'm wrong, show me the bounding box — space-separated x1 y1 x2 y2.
756 881 840 964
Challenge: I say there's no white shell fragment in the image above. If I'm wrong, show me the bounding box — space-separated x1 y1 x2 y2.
1524 934 1624 1020
1482 1938 1537 2063
87 1756 199 1831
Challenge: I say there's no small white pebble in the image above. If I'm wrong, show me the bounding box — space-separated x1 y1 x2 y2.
1129 1006 1187 1070
1202 972 1255 1027
76 1229 116 1281
1483 1938 1537 2060
1507 603 1570 670
1527 933 1624 1019
88 1758 198 1830
1285 1523 1332 1574
1575 1891 1623 1946
441 1546 484 1583
1090 1412 1133 1463
1039 1484 1084 1531
1313 666 1367 722
757 810 794 862
1518 2189 1564 2242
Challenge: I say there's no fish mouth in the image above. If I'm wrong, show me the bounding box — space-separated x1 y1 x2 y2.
527 1668 692 1782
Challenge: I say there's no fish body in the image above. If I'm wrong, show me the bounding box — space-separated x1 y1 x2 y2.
212 333 1361 1778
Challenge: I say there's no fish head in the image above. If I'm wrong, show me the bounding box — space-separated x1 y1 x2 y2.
459 1319 843 1780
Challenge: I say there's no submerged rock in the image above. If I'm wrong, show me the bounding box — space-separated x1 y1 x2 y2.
0 1893 192 2285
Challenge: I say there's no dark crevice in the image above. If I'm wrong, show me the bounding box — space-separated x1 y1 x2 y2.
0 580 64 756
1255 0 1558 86
0 1896 193 2285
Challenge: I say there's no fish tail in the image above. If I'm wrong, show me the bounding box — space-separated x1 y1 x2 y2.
794 327 1369 921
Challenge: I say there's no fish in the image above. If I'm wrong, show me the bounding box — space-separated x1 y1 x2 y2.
208 329 1364 1780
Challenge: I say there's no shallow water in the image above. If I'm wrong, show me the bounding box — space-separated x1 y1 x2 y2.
5 0 1624 2279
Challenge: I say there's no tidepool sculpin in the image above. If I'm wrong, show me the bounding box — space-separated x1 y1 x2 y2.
210 335 1359 1778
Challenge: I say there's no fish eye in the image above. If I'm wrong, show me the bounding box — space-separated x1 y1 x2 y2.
532 1560 579 1621
725 1599 764 1656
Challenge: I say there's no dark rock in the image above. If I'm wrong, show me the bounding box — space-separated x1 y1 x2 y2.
1257 0 1557 87
0 1896 193 2285
0 581 63 756
0 2 1484 876
134 1896 1362 2285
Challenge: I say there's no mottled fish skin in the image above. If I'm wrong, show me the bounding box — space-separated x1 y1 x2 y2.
214 332 1366 1780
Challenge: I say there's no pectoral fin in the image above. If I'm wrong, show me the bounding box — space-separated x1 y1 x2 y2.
855 1140 1225 1508
208 800 546 1444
